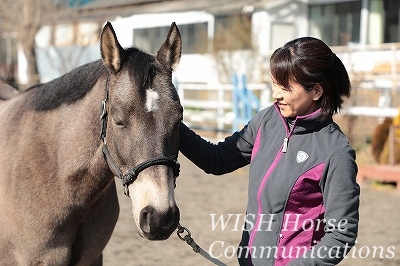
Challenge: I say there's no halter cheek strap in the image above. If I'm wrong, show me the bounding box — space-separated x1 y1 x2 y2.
99 74 180 197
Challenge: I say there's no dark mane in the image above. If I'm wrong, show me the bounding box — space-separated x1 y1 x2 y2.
27 47 157 112
28 60 107 111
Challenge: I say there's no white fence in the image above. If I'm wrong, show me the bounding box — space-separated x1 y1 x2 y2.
177 82 399 134
177 82 271 132
343 106 398 118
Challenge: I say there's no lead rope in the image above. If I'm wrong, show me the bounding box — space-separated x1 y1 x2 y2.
177 223 228 266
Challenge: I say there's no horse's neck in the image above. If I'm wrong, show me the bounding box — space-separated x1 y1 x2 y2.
55 84 114 202
19 83 114 204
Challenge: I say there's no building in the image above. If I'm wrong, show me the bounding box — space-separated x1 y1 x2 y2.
2 0 398 92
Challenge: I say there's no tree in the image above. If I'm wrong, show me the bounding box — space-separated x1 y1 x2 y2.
211 13 261 84
0 0 74 88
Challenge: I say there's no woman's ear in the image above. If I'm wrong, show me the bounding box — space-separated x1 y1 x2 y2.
313 84 323 101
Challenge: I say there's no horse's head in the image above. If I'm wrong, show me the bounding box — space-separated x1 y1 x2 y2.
100 22 182 240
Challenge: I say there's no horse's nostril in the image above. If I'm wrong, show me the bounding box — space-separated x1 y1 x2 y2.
139 205 180 240
139 206 154 233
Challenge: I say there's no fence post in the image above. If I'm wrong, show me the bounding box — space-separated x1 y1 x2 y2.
232 75 239 132
232 74 260 132
217 84 224 131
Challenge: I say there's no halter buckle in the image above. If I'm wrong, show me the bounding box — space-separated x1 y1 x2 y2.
124 185 129 197
100 100 107 119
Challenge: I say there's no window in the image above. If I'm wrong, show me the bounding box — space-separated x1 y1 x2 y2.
384 0 400 42
213 14 252 51
309 2 361 46
179 23 208 54
270 22 295 51
134 23 208 54
134 26 170 54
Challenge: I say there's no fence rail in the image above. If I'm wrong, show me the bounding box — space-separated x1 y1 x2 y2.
177 75 399 134
177 80 269 132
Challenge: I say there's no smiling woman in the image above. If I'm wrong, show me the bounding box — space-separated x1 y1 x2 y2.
271 78 323 118
270 37 351 121
179 36 359 266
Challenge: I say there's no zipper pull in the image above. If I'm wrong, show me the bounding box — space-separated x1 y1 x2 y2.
282 137 288 153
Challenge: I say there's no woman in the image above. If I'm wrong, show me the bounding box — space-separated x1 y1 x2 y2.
179 37 359 265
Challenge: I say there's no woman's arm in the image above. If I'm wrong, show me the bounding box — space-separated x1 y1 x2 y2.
179 122 253 175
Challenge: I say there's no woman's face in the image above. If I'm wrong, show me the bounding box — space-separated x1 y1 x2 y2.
271 78 322 118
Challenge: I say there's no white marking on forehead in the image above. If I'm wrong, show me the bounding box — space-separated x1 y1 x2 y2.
146 88 159 112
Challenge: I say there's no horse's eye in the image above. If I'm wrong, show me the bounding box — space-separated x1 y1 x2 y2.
114 119 125 127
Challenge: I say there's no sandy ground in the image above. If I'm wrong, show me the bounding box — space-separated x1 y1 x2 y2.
103 154 400 266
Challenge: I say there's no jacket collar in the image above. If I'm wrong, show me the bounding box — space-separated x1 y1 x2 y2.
273 102 332 135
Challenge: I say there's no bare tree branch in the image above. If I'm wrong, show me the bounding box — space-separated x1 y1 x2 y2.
0 0 72 88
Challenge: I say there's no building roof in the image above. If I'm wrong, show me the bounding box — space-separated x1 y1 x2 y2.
69 0 284 20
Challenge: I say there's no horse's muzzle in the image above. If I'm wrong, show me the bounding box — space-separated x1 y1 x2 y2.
139 205 180 240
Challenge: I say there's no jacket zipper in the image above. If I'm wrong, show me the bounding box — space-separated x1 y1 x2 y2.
248 114 297 253
282 137 289 153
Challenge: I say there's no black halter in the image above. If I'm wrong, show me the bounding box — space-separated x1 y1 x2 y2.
99 74 180 197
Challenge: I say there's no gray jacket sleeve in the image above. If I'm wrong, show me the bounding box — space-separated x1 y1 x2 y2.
289 145 360 265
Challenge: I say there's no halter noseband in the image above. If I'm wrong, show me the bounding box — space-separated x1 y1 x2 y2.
99 74 180 197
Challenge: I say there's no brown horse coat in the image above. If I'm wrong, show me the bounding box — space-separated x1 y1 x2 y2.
0 22 182 265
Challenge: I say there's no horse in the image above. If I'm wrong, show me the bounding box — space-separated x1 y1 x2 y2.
0 21 183 265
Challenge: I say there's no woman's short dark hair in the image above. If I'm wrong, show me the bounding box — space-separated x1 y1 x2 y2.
270 37 351 121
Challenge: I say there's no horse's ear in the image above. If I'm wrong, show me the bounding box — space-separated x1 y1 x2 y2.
156 22 182 71
100 22 124 73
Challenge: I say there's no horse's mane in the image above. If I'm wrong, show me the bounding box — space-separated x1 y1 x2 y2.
27 60 106 111
27 47 156 111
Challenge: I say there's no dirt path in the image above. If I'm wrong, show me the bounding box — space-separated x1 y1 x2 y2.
103 155 400 266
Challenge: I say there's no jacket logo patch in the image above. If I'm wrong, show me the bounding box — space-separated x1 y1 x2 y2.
296 151 309 163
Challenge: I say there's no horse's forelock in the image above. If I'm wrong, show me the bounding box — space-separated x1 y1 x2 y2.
125 48 159 94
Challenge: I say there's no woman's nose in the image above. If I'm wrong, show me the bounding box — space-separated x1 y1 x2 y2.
272 86 282 99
